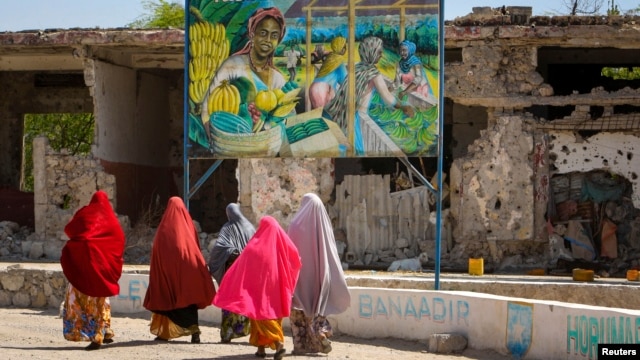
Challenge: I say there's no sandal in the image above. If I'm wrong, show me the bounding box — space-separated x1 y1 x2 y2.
321 338 332 354
191 333 201 344
254 351 266 358
274 348 286 360
85 341 101 351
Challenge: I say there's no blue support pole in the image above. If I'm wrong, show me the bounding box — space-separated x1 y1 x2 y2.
183 0 190 209
188 160 223 200
434 0 445 290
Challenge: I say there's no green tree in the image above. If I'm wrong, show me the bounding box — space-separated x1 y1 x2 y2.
128 0 185 29
22 113 94 192
601 67 640 80
607 0 620 15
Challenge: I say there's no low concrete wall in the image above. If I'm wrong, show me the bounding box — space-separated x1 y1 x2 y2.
100 273 640 360
338 288 640 360
2 265 639 360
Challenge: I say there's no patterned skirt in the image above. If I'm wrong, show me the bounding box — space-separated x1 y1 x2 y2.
150 304 201 340
62 283 114 344
220 309 250 342
289 308 333 354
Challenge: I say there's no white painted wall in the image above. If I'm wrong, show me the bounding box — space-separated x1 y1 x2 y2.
112 274 640 360
551 131 640 208
92 60 171 166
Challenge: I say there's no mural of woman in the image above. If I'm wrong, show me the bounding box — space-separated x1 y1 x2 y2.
201 7 287 125
393 40 431 100
308 36 347 109
325 36 414 155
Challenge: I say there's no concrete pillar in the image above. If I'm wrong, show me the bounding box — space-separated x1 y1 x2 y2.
32 136 48 238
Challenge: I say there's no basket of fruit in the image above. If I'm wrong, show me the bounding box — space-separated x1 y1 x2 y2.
205 80 302 157
208 110 283 157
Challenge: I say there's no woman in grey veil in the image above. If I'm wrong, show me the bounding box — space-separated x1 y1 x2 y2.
287 193 351 354
208 203 256 343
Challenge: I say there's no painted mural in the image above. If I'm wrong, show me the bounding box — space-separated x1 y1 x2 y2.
506 301 533 359
186 0 440 159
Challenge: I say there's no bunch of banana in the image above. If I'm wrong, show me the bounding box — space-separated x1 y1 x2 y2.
369 105 385 117
402 136 419 154
208 80 241 115
389 122 411 140
285 118 329 143
405 111 424 130
418 124 437 145
188 20 230 106
272 87 301 117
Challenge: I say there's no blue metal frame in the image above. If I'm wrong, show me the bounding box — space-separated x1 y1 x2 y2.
183 0 225 209
183 0 190 209
182 0 444 289
435 0 444 290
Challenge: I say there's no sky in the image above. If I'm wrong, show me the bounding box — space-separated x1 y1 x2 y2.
0 0 573 32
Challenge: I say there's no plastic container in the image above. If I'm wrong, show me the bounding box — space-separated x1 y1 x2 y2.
572 268 594 282
627 269 639 281
527 268 545 276
468 258 484 276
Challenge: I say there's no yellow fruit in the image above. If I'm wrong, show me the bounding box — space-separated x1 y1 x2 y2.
255 90 278 112
272 102 297 117
208 80 240 115
273 88 286 101
278 87 301 105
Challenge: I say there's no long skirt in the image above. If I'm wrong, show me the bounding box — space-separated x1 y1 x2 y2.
289 308 333 354
62 283 114 344
249 318 283 350
220 309 250 342
150 304 200 340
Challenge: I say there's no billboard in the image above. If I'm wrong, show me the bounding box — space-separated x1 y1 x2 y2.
186 0 440 158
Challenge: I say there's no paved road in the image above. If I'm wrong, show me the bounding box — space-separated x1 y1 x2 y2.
0 307 513 360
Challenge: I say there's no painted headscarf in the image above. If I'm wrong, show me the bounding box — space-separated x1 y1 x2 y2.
316 36 347 79
233 7 286 68
288 193 350 317
213 216 301 320
399 40 422 74
61 190 125 297
326 36 384 130
143 197 215 312
208 203 256 284
330 36 347 53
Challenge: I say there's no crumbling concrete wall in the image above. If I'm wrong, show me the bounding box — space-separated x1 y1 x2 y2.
31 136 124 260
445 46 549 100
450 114 535 258
237 158 334 229
550 132 640 208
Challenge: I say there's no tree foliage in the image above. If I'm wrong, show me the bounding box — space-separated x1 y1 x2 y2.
128 0 185 29
22 113 94 192
607 0 621 15
601 67 640 80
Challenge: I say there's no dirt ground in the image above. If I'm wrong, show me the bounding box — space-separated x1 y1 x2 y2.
0 307 514 360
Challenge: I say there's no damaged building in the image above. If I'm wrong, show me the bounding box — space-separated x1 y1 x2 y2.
1 6 639 277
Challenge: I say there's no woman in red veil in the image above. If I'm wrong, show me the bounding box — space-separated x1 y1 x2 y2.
60 190 125 351
143 197 215 344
